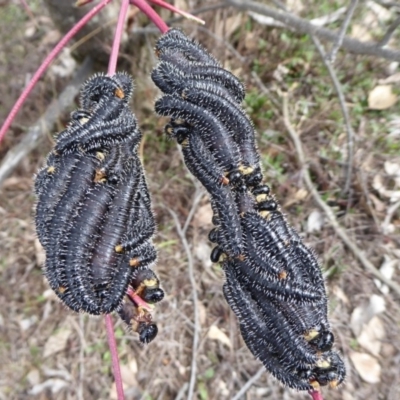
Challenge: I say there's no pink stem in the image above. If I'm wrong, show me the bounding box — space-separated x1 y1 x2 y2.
108 0 130 75
105 314 125 400
126 287 154 311
130 0 169 34
20 0 35 20
147 0 204 24
309 389 324 400
0 0 112 145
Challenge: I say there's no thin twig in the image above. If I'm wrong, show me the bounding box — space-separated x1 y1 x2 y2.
0 57 93 188
282 93 400 296
168 187 203 400
231 367 264 400
326 0 359 63
312 35 355 195
226 0 400 62
382 200 400 235
379 15 400 47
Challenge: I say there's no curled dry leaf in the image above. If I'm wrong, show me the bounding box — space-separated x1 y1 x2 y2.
307 209 324 233
374 256 397 294
350 352 381 384
192 202 213 228
368 85 398 110
43 328 72 358
350 294 386 336
357 316 385 357
207 325 232 348
29 379 68 395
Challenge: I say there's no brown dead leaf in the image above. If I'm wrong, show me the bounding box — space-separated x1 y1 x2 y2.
350 352 381 383
192 202 213 228
368 85 398 110
34 238 46 266
207 325 232 348
351 24 373 41
43 329 72 358
357 316 385 356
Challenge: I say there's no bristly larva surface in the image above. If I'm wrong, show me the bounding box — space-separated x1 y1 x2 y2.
152 28 346 392
34 73 163 343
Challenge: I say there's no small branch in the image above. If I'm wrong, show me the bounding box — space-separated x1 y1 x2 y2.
282 94 400 296
311 36 355 195
226 0 400 61
326 0 358 63
105 314 125 400
0 0 112 144
130 0 169 34
168 187 203 400
0 57 93 188
108 0 130 75
231 367 264 400
382 200 400 235
379 15 400 47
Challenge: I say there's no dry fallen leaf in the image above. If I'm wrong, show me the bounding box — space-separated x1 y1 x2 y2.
192 202 213 228
29 379 68 395
207 325 232 348
350 295 386 336
368 85 398 110
374 256 397 294
350 352 381 384
194 240 213 269
43 329 72 358
357 316 385 356
307 209 324 233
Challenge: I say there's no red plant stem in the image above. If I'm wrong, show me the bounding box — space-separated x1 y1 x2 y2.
130 0 169 34
147 0 204 24
0 0 112 145
105 314 125 400
126 287 154 311
108 0 130 75
309 389 324 400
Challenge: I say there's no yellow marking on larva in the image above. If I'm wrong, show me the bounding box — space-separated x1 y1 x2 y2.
94 169 107 183
129 258 140 267
143 278 158 288
237 254 245 262
96 152 105 161
57 286 66 294
221 176 230 185
115 87 124 99
278 270 287 280
256 194 268 202
79 117 89 125
166 126 174 135
115 244 124 253
238 165 254 175
316 359 331 369
175 118 185 125
329 380 339 388
181 138 189 147
304 329 319 342
310 381 320 390
259 210 271 219
181 91 188 100
47 166 56 174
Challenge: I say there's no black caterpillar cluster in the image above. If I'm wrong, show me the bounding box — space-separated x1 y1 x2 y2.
34 73 164 344
152 29 345 391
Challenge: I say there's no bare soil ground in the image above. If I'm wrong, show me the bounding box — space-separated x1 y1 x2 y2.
1 1 400 400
